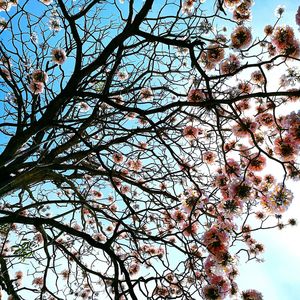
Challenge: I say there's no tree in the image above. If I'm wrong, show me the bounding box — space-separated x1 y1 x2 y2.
0 0 300 299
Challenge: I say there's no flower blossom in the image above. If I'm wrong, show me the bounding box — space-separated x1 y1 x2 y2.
51 48 67 65
32 70 48 83
220 54 240 74
29 82 44 94
203 226 229 255
203 151 217 164
261 184 293 214
246 153 266 172
140 87 153 101
187 88 206 102
242 289 263 300
231 26 252 49
127 159 142 172
40 0 53 5
113 153 124 164
183 125 200 140
0 17 7 30
274 136 298 161
296 6 300 28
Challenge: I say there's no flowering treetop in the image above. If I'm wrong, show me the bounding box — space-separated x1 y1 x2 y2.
0 0 300 299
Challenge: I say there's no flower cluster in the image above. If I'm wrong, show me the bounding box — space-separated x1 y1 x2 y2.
52 48 67 65
231 26 252 49
140 87 153 101
220 54 241 75
271 25 300 58
181 0 197 15
261 184 293 214
29 70 48 94
232 0 254 22
200 43 225 69
0 0 17 12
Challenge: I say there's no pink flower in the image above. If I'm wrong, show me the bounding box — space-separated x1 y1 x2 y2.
232 117 258 138
206 44 225 63
32 69 48 83
181 221 198 236
32 276 44 287
203 226 228 255
91 189 102 199
187 88 205 102
264 25 273 36
15 271 23 280
242 289 263 300
127 159 142 172
213 173 228 188
274 136 298 161
251 70 265 85
113 153 124 163
220 198 243 217
220 54 241 75
282 39 300 58
0 1 14 12
117 70 129 81
256 112 274 127
93 233 106 242
0 17 7 30
203 151 216 164
29 82 44 94
246 153 266 172
40 0 53 4
229 178 253 200
171 209 186 223
296 6 300 26
183 125 199 140
202 284 225 300
272 26 295 50
261 184 293 214
120 185 130 194
140 87 153 101
224 0 241 8
181 0 195 14
51 48 67 65
231 26 252 49
128 262 140 275
225 158 241 177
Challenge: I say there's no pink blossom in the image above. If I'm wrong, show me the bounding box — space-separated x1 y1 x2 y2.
242 289 263 300
231 26 252 49
29 82 44 94
127 159 142 172
203 151 216 164
32 276 44 287
40 0 53 5
187 88 205 102
183 125 199 140
220 54 240 74
225 158 241 177
140 87 153 101
113 153 124 163
296 6 300 26
181 221 198 236
202 226 228 255
51 48 67 65
32 69 48 83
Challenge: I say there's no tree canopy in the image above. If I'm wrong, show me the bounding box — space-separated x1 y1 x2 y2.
0 0 300 299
